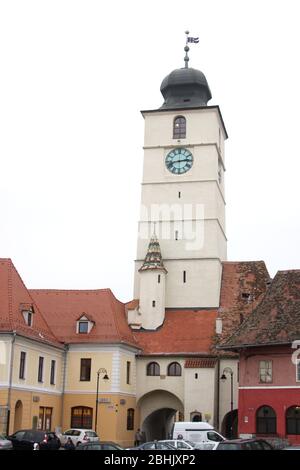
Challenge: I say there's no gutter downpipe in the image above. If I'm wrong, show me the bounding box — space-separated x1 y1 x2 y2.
60 344 69 431
7 331 17 436
216 357 220 432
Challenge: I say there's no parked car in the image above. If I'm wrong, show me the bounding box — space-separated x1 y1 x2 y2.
172 421 225 444
8 430 61 450
158 439 198 450
128 441 176 450
59 428 99 447
0 434 13 450
76 441 124 450
214 438 274 450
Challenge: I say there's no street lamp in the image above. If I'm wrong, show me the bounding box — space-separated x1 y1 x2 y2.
220 367 234 438
95 368 109 435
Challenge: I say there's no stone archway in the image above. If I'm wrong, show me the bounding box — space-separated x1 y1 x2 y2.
14 400 23 432
137 390 184 441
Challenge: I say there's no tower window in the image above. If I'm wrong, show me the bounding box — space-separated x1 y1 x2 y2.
178 191 181 199
158 274 161 284
173 116 186 139
175 230 179 241
183 271 186 283
152 300 156 307
195 373 198 379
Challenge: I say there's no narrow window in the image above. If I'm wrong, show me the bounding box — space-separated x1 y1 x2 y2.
38 357 44 383
19 351 26 379
127 408 134 430
259 360 272 383
178 191 181 199
126 361 131 385
152 300 156 307
173 116 186 139
50 360 56 385
79 321 89 334
175 230 178 241
183 270 186 283
195 373 198 379
158 274 161 284
80 358 91 381
27 311 32 327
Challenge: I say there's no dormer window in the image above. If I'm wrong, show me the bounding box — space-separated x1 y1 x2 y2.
21 305 35 327
79 321 89 334
76 314 94 334
27 311 32 327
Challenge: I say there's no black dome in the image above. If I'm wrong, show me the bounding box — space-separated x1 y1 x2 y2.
160 67 212 109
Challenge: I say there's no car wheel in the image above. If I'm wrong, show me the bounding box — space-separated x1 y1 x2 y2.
76 441 81 447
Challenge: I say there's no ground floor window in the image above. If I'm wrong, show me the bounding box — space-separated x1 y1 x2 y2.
256 405 277 434
38 407 52 431
127 408 134 430
71 406 93 429
286 406 300 434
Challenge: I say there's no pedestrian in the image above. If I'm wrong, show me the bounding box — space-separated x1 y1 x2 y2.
134 428 143 447
64 437 75 450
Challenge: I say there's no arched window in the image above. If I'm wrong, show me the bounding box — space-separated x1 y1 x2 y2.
71 406 93 429
146 362 160 376
173 116 186 139
127 408 134 430
168 362 182 376
286 406 300 435
256 405 277 434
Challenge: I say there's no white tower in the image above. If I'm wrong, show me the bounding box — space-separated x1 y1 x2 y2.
134 41 227 314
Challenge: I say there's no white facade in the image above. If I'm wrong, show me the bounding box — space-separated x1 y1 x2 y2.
139 270 166 330
134 107 227 309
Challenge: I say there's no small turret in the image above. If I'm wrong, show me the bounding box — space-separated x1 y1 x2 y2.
138 234 167 330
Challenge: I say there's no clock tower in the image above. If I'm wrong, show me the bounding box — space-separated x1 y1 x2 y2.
131 42 228 329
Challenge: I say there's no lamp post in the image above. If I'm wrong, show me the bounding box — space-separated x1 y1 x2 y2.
95 368 109 435
220 367 234 438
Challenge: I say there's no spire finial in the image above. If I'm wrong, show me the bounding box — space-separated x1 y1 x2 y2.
184 30 190 68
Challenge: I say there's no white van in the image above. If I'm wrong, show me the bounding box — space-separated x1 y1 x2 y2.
172 421 225 444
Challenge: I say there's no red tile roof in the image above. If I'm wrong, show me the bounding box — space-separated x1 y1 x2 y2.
222 270 300 349
0 259 61 347
30 288 138 347
185 358 217 368
133 309 218 354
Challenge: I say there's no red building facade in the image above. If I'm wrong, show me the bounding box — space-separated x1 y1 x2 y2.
238 345 300 444
220 270 300 444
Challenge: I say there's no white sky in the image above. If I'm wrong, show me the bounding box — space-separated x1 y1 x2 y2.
0 0 299 302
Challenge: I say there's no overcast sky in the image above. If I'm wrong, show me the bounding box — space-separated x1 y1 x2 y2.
1 0 299 302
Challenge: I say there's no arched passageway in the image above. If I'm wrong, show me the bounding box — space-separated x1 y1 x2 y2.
221 409 238 438
138 390 184 442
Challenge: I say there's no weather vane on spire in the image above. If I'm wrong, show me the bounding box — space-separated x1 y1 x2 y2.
184 30 199 68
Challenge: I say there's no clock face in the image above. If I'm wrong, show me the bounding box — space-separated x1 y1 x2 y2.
165 148 193 174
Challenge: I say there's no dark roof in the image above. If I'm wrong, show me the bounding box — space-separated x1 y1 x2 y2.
160 67 212 109
221 270 300 349
215 261 271 348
